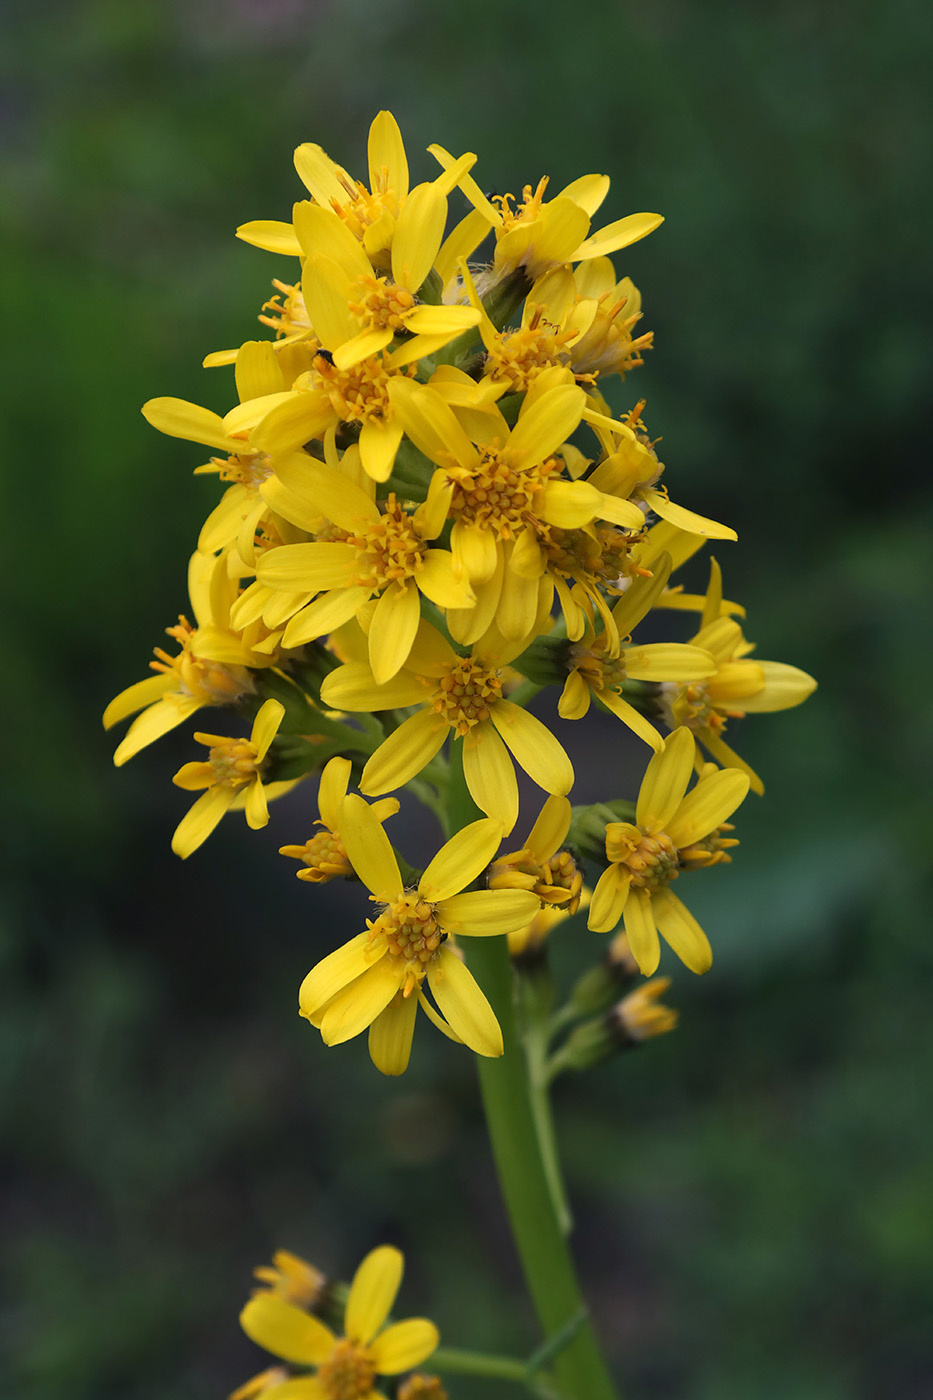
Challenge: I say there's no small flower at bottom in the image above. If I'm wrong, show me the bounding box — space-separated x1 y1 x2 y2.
587 726 750 975
252 1250 327 1311
239 1245 439 1400
171 698 285 858
280 757 399 884
299 799 539 1074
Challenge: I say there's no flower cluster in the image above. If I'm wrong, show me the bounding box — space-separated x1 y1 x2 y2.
105 112 816 1075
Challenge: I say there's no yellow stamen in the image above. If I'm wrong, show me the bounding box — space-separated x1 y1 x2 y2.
429 658 502 736
317 1338 376 1400
605 824 679 892
348 494 426 589
369 893 445 994
150 616 253 707
448 448 558 539
348 274 416 330
312 352 411 426
258 278 314 340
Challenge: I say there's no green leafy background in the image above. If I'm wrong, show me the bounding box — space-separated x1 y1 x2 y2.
3 1 931 1397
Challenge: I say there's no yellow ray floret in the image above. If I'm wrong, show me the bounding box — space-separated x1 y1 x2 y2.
280 756 399 884
299 802 539 1073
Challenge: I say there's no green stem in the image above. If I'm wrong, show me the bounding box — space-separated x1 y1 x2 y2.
448 752 619 1400
431 1347 530 1382
523 1005 574 1236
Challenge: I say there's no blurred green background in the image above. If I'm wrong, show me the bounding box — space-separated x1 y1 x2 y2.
3 1 932 1397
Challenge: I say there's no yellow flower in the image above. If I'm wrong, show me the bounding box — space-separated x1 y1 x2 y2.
171 699 285 858
142 341 306 565
487 795 582 911
299 801 539 1074
660 559 817 794
387 373 643 645
587 727 750 975
229 1366 290 1400
557 552 718 751
239 1244 439 1400
297 196 480 371
319 623 574 835
280 757 399 884
252 1250 327 1311
256 461 473 683
398 1376 448 1400
612 977 678 1042
428 149 664 282
103 550 282 766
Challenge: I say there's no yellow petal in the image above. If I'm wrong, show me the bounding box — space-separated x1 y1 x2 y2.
271 453 379 532
404 621 458 676
386 381 479 472
623 889 661 975
419 818 504 901
598 690 664 751
294 195 373 275
594 491 648 530
368 110 409 199
235 220 303 256
251 699 285 761
142 397 234 452
525 795 571 864
691 616 744 664
557 173 610 216
507 385 586 469
641 487 737 542
113 695 200 765
333 326 395 370
293 143 354 208
498 560 540 641
250 392 336 456
490 701 573 796
447 556 505 647
368 994 418 1077
320 662 425 712
436 889 540 937
635 726 696 829
461 723 519 835
339 793 403 900
171 787 237 859
239 1294 335 1366
611 552 673 636
557 670 591 721
299 931 379 1016
416 989 463 1043
587 865 632 933
244 777 269 829
317 756 351 831
652 889 713 975
416 550 475 609
300 254 358 349
368 1318 440 1375
732 662 817 712
346 1244 403 1345
320 956 404 1045
573 212 664 261
666 768 750 849
541 479 603 528
359 710 448 795
435 208 495 286
427 946 503 1057
198 484 252 554
698 727 765 797
103 673 175 730
369 581 421 685
236 340 285 404
258 542 357 592
623 643 718 683
701 556 723 631
172 760 215 792
391 182 446 291
284 587 373 648
359 417 404 483
427 144 501 224
450 519 499 584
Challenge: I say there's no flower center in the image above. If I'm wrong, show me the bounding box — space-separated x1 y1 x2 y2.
606 823 679 892
662 681 726 736
313 352 411 426
317 1339 376 1400
331 175 399 239
259 278 314 340
448 449 558 539
349 495 426 589
151 617 253 707
281 828 351 883
573 293 653 377
371 893 445 994
430 659 503 735
348 274 417 329
493 176 550 231
212 450 274 489
568 641 627 695
485 312 575 392
489 848 582 910
206 736 262 788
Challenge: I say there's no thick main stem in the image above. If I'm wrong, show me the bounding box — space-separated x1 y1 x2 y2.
449 756 619 1400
